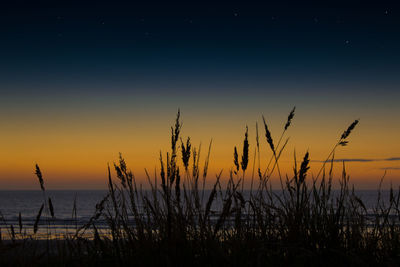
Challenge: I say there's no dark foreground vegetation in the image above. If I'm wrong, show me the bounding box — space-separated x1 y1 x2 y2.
1 109 400 267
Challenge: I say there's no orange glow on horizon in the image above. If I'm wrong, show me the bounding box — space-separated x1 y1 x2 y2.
1 108 399 190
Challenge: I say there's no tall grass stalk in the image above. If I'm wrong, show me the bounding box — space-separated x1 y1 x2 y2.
2 110 400 266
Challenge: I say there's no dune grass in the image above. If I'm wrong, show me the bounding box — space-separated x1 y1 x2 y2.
1 109 400 266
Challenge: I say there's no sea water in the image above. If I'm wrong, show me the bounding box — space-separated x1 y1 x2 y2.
0 190 394 238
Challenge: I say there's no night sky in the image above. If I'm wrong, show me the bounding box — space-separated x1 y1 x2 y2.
1 1 399 189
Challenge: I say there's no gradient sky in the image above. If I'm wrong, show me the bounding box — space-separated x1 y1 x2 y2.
1 1 399 189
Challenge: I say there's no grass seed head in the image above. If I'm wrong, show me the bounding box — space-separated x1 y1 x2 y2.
262 116 275 152
284 106 296 130
35 164 45 191
241 126 249 171
341 119 359 140
234 146 239 172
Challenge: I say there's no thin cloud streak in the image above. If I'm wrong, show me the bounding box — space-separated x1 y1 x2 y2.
386 158 400 161
313 157 400 163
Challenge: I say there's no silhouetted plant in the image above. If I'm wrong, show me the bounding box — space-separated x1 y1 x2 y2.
3 109 400 267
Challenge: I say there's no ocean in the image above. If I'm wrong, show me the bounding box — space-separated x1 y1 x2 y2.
0 190 108 238
0 189 394 238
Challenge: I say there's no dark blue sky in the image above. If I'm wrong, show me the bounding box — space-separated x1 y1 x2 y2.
1 1 399 96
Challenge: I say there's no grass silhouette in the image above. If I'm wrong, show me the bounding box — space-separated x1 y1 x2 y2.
1 109 400 266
